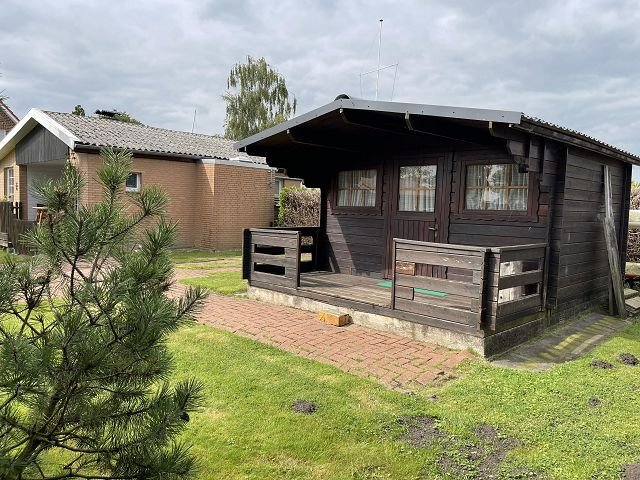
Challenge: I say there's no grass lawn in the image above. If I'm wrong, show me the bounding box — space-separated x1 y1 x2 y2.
169 249 242 265
180 270 247 296
170 320 640 479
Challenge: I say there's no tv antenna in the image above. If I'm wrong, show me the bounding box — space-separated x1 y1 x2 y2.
359 19 399 100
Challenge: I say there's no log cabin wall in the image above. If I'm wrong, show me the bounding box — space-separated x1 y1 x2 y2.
319 138 565 285
551 148 630 322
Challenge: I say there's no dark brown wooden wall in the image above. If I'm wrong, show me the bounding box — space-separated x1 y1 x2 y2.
551 148 628 318
320 141 562 281
317 138 630 324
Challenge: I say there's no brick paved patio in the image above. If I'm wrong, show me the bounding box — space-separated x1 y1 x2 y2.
192 293 474 389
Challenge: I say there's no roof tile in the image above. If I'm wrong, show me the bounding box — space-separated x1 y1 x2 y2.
43 111 264 162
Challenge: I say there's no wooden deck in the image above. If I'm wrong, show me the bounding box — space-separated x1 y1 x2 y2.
299 272 392 307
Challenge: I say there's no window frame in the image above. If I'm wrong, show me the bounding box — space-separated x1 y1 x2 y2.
331 163 383 215
455 158 538 220
394 157 440 220
125 172 141 193
4 167 14 198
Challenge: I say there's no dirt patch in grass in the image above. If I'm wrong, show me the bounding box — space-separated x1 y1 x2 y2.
588 397 602 408
397 415 443 448
591 359 614 369
623 461 640 480
292 399 316 414
439 424 524 479
619 353 639 366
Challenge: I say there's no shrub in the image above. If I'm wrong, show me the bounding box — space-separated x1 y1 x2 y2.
277 187 320 227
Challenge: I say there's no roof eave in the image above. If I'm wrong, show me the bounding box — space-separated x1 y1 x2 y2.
0 109 79 160
515 118 640 165
234 98 523 151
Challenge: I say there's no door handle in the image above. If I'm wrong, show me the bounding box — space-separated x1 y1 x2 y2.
428 225 438 231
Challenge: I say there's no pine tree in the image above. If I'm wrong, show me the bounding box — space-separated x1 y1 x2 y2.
223 55 296 140
0 148 207 478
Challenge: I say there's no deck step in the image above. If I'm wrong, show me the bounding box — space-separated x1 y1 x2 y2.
625 296 640 315
624 288 639 300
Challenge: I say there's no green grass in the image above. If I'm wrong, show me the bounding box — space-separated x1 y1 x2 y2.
180 271 247 296
168 319 640 479
174 259 242 270
169 249 242 264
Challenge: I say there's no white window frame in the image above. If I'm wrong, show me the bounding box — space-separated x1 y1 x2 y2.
125 172 141 192
4 167 14 198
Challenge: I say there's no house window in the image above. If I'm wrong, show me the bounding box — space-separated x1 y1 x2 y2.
275 177 285 199
336 169 377 207
125 172 141 192
465 164 528 211
398 165 437 212
4 167 14 198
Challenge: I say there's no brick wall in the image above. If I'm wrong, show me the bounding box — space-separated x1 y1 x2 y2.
75 152 198 248
0 109 17 134
195 160 275 250
75 153 274 250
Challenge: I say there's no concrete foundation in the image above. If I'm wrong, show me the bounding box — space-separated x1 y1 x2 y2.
248 286 486 355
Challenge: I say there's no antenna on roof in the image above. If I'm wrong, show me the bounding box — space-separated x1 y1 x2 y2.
191 108 197 133
376 19 382 100
359 19 399 101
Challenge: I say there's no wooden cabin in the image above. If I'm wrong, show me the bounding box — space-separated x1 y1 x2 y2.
235 96 638 356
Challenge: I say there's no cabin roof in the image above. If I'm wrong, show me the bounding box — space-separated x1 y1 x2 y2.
234 96 640 165
0 109 266 163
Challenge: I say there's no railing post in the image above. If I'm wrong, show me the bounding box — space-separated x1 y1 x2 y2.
242 228 252 281
294 231 301 287
391 239 397 309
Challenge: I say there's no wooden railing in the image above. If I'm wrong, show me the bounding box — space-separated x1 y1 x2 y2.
269 226 320 273
391 239 547 331
485 243 547 330
0 201 34 255
243 228 302 288
392 240 489 330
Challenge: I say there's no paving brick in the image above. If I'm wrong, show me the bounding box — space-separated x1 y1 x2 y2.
179 283 472 389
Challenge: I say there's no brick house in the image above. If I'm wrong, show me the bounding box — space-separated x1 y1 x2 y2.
0 100 19 141
0 108 279 250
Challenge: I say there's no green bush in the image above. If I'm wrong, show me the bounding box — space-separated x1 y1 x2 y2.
277 187 320 227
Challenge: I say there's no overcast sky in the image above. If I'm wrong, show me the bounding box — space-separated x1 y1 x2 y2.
1 0 639 176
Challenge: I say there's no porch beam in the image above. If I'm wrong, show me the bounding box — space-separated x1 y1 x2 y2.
404 113 480 144
286 128 359 153
339 108 414 138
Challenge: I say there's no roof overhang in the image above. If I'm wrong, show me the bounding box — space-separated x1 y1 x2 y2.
234 97 522 154
234 97 640 166
0 109 79 160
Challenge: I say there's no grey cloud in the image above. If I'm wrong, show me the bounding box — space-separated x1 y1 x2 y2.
1 0 639 177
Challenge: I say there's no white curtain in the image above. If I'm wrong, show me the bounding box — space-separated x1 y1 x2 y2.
398 165 437 212
337 169 377 207
465 164 528 211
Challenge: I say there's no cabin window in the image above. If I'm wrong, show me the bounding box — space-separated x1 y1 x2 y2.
336 169 377 207
4 167 14 198
125 172 141 192
465 164 528 211
398 165 437 212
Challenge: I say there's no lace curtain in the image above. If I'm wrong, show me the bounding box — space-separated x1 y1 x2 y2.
337 169 377 207
398 165 437 212
465 164 528 211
